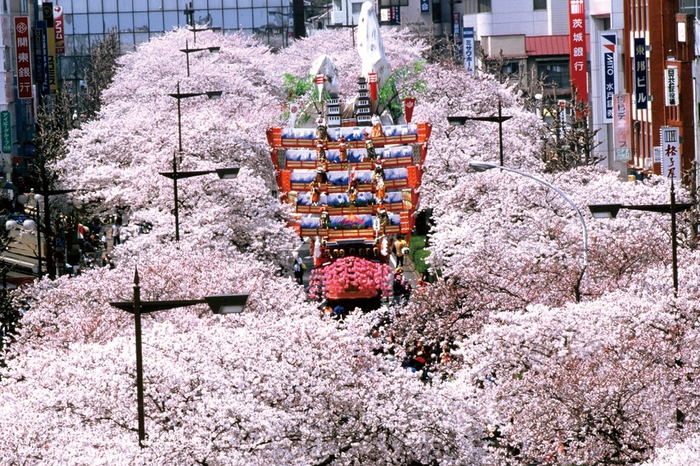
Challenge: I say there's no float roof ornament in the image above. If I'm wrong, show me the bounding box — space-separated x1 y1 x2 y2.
356 1 391 88
309 54 340 94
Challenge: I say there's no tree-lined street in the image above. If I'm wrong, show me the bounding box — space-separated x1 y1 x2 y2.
1 24 700 465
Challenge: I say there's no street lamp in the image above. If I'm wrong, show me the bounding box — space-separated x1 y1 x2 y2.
588 180 692 295
14 190 44 278
167 83 227 241
109 267 249 447
448 101 512 166
180 39 220 77
159 158 240 241
183 1 221 43
470 161 588 269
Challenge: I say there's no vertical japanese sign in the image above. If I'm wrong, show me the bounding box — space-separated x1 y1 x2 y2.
613 93 631 162
1 111 11 154
633 37 648 110
463 27 474 73
665 66 678 106
568 0 588 102
453 13 461 59
14 17 32 99
420 0 429 13
601 33 616 123
43 2 57 94
53 6 64 54
36 21 50 95
661 126 680 180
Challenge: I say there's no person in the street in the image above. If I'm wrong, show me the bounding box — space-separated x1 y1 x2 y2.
111 222 121 248
394 235 408 267
292 251 304 285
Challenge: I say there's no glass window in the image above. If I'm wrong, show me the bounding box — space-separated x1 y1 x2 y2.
89 14 104 34
164 11 179 30
209 0 223 8
120 32 135 46
104 13 119 32
64 14 74 34
431 0 441 22
209 9 223 28
73 0 88 14
103 0 118 12
91 34 106 46
149 0 164 9
60 1 72 14
134 12 149 32
253 8 267 28
73 14 89 34
223 9 238 29
118 0 133 11
478 0 491 13
73 35 89 54
238 8 253 30
537 61 570 89
134 33 149 45
533 0 546 10
149 12 164 32
192 0 208 8
238 0 252 8
164 0 179 9
119 13 134 32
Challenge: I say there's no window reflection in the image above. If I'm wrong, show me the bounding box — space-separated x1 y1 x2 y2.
104 13 119 31
103 0 118 13
73 14 89 34
164 11 179 29
73 0 88 14
223 9 238 29
119 13 134 32
118 0 133 11
134 13 149 32
149 12 164 31
89 14 103 34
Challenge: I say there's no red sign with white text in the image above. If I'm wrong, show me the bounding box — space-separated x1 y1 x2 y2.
568 0 588 102
54 6 65 54
14 17 32 99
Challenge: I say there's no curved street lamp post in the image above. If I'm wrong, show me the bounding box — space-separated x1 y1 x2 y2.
469 161 589 269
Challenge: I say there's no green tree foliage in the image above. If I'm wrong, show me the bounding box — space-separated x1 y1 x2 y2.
376 61 428 122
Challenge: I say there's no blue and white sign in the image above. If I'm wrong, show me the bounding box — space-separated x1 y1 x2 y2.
601 33 616 123
463 27 474 74
633 37 648 110
420 0 429 13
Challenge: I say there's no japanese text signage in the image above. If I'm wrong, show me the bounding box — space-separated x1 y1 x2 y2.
43 2 57 94
1 111 11 154
36 21 49 95
14 17 32 99
601 33 616 123
633 37 648 110
661 126 681 181
463 27 474 74
665 66 678 106
568 0 588 102
420 0 429 13
54 6 64 54
613 93 631 162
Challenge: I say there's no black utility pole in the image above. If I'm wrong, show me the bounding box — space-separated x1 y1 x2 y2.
292 0 306 38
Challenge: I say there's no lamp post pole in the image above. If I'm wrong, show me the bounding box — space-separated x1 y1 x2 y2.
132 268 146 446
109 267 249 447
470 161 588 268
588 181 693 296
447 101 512 166
670 179 679 294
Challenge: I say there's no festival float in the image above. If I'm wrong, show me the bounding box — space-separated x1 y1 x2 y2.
267 2 431 305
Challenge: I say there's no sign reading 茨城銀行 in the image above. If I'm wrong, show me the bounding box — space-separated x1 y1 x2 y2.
661 126 681 181
568 0 588 102
1 111 11 154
